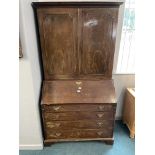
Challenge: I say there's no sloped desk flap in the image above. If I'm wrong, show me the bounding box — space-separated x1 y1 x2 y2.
42 80 116 104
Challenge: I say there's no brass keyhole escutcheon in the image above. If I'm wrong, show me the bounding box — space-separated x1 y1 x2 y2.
77 89 81 93
78 86 82 90
75 81 82 85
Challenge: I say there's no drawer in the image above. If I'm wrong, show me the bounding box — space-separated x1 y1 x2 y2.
44 111 114 121
45 120 113 130
46 129 113 139
42 104 114 112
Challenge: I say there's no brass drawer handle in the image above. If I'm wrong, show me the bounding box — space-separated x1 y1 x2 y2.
55 133 61 137
53 106 61 111
98 105 105 110
47 122 60 128
55 123 61 127
97 131 103 136
50 133 61 138
97 113 104 118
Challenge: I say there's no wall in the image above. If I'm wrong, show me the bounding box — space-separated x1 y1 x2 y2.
113 74 135 119
19 0 43 150
19 60 43 150
19 0 134 150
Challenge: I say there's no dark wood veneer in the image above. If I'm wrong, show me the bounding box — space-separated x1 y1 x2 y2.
32 2 122 146
42 80 116 104
32 2 123 8
45 120 113 130
33 3 120 80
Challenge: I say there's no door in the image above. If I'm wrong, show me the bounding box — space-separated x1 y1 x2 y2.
79 8 119 78
37 8 79 80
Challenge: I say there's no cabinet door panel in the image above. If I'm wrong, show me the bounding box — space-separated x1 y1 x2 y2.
80 8 119 78
37 8 78 80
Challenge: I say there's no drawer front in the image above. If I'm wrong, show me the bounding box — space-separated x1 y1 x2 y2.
46 129 113 139
42 104 115 112
44 111 114 121
45 120 113 130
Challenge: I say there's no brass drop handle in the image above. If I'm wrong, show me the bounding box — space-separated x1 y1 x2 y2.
55 123 61 127
55 133 61 137
50 133 61 137
98 105 105 110
47 124 55 128
47 122 60 128
53 106 61 111
97 113 104 118
97 131 103 136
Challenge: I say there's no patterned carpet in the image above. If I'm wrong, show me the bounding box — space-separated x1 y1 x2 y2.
19 121 135 155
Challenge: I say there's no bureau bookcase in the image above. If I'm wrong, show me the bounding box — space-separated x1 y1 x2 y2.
32 2 122 145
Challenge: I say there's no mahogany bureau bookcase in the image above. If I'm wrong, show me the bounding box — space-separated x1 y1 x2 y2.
32 2 123 146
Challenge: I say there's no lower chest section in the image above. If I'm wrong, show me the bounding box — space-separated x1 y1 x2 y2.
41 104 116 140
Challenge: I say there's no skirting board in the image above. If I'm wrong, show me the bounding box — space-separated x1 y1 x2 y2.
19 144 43 150
115 116 122 120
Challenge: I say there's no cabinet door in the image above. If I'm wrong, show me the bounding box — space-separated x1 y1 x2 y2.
37 8 78 80
80 8 119 78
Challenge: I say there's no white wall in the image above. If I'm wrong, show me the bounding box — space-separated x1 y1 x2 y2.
19 0 43 150
19 0 134 150
19 60 43 150
113 74 135 119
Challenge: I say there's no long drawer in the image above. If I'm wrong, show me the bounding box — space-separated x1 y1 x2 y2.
42 104 115 112
44 111 114 121
45 120 113 130
46 129 113 139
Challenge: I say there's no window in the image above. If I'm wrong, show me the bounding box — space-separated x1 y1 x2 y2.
116 0 135 74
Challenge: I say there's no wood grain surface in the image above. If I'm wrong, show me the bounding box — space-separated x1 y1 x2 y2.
42 104 114 112
46 129 113 139
42 80 116 104
80 8 118 78
31 2 122 145
35 6 119 80
45 120 113 130
37 8 78 79
44 111 114 121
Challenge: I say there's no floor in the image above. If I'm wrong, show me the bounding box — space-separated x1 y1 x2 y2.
19 121 135 155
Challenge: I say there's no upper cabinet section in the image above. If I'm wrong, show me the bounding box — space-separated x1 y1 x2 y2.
32 2 122 80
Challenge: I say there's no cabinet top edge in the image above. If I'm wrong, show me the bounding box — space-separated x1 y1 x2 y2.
32 2 123 8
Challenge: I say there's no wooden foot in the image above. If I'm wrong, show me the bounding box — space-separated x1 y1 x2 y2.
122 120 126 124
104 140 114 145
130 132 135 139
